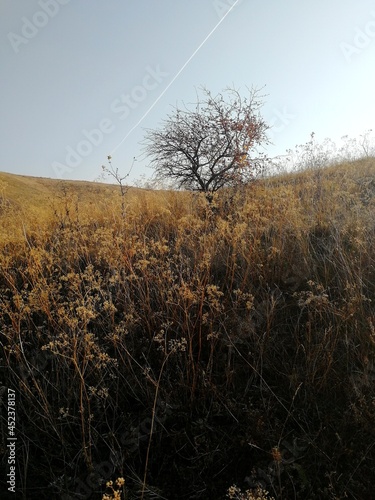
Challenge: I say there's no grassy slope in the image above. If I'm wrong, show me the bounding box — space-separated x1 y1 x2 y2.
2 156 374 215
0 171 125 212
0 159 375 499
0 172 143 246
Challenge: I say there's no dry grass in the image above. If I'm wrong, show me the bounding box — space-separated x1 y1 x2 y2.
1 158 375 499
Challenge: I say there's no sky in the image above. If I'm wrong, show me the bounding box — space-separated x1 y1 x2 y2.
1 0 375 185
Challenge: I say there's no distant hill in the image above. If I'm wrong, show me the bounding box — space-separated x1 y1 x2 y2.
0 171 127 208
1 156 374 207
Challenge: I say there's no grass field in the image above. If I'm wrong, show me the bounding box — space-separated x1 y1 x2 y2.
1 158 375 499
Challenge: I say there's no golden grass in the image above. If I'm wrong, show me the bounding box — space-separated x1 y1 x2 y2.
1 158 375 499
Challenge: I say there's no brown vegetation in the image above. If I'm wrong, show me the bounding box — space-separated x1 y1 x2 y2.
1 157 375 499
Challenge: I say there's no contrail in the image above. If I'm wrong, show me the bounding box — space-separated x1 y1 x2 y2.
110 0 241 155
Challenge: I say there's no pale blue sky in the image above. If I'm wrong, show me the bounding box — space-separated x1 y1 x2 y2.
1 0 375 183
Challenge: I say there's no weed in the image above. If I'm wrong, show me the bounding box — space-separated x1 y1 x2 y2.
0 154 374 498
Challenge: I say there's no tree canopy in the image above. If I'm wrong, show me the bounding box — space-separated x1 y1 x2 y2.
144 86 269 200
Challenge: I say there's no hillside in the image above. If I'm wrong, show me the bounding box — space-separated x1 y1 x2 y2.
1 158 375 499
0 170 131 215
0 172 147 245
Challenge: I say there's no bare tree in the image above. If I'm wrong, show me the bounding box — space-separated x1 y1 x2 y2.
143 86 269 202
102 156 136 218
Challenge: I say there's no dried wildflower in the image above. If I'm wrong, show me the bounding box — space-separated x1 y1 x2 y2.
168 337 187 352
115 477 125 487
58 407 70 418
271 446 282 463
227 484 275 500
102 477 126 500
